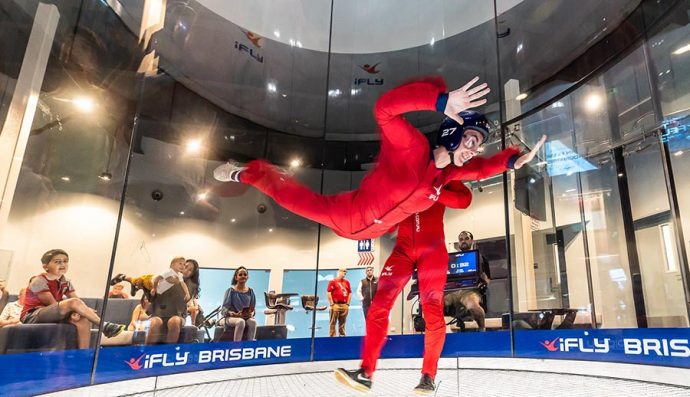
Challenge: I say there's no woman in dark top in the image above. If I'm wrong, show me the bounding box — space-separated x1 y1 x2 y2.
183 259 202 326
220 266 257 341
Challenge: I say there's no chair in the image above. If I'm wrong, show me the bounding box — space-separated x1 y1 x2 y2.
263 291 293 325
300 295 327 313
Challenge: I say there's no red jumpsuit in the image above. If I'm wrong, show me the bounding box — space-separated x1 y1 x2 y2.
240 77 519 240
237 77 520 380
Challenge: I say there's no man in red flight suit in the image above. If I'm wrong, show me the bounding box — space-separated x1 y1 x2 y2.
333 129 544 394
213 76 500 240
214 76 545 394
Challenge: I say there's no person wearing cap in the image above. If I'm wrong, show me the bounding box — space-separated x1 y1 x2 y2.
214 76 543 242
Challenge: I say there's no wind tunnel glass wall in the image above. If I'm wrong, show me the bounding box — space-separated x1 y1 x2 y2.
4 0 690 395
502 0 690 365
0 0 143 394
313 0 509 362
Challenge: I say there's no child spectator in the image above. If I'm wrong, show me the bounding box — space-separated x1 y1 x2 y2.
108 283 130 299
145 257 192 344
111 257 191 301
21 249 125 349
0 288 25 326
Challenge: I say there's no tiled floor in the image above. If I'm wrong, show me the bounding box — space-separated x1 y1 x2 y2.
129 369 690 397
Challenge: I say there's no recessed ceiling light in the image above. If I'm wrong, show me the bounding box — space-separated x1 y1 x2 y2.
268 228 273 232
231 218 236 223
186 139 202 154
180 211 185 215
290 158 302 168
73 96 95 112
584 94 603 112
273 30 280 38
197 191 208 200
60 176 70 182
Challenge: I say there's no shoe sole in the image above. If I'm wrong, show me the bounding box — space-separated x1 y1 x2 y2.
413 388 435 395
334 369 370 393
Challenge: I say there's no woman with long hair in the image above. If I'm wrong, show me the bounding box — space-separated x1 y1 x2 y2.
183 259 201 326
219 266 257 341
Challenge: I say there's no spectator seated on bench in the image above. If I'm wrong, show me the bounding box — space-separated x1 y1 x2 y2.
17 249 125 351
215 267 257 342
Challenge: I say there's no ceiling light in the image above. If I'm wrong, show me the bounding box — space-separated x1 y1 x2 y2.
296 41 302 48
515 93 527 101
281 93 287 98
267 83 277 93
73 96 95 113
584 94 603 112
268 228 273 232
328 89 341 98
179 211 185 215
672 43 690 55
289 158 302 168
60 176 70 182
231 218 236 223
273 30 280 38
674 151 683 156
289 39 295 46
517 43 523 53
98 172 112 181
197 191 208 200
430 37 435 46
618 173 624 177
551 101 564 108
186 138 202 154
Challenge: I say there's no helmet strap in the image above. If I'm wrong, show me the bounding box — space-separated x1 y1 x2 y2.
448 151 455 166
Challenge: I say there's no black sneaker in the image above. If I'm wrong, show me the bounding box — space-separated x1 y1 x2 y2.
413 374 435 395
110 273 126 286
102 322 125 338
334 368 371 392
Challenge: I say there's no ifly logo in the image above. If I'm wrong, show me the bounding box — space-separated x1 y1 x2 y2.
234 41 264 63
124 353 146 370
540 338 558 352
241 30 262 48
358 62 381 74
354 78 384 86
126 351 190 370
540 337 610 354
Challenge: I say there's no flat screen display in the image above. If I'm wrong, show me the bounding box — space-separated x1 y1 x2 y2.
448 250 478 276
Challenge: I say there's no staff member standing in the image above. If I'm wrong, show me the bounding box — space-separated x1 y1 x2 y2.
357 266 378 318
327 267 351 337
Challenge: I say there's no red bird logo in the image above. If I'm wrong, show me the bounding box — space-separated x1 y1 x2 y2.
242 30 262 48
125 353 146 370
540 338 559 352
359 62 381 74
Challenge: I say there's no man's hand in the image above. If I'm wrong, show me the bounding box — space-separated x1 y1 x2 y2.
444 76 491 125
514 135 547 169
